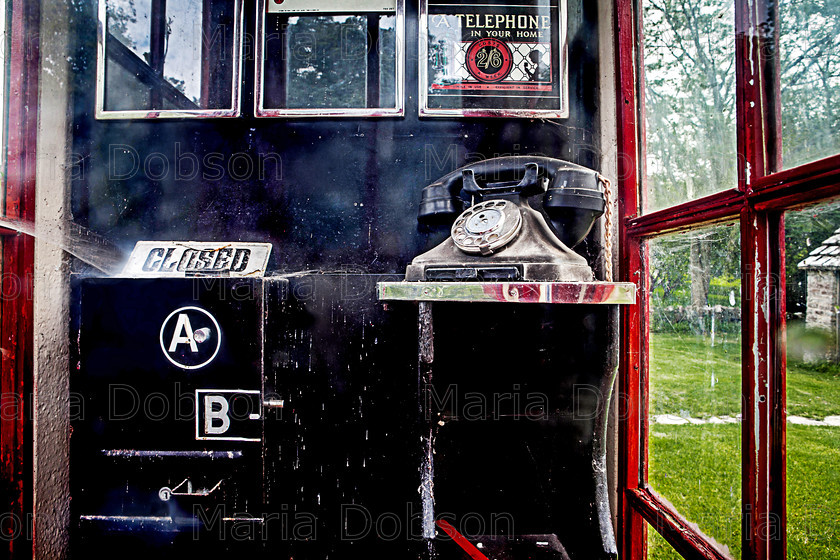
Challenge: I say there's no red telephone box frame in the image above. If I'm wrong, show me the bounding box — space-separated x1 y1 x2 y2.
614 0 840 559
2 0 840 558
1 0 38 557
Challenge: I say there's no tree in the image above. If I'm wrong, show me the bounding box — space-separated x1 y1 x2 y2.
643 0 737 211
643 0 840 314
106 0 138 49
779 0 840 168
286 16 369 109
643 0 737 309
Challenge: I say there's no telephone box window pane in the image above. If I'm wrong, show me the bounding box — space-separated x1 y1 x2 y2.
98 0 240 118
103 0 152 111
785 202 840 557
779 1 840 170
646 224 742 558
642 0 736 213
162 2 203 105
106 0 152 63
285 16 368 109
647 523 684 560
378 15 398 109
257 2 403 117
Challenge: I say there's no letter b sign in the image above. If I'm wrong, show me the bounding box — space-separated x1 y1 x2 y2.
195 390 262 442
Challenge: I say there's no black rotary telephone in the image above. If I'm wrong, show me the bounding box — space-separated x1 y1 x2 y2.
406 156 607 282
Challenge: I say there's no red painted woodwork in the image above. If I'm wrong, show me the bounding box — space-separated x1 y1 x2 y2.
628 489 732 560
749 154 840 211
614 0 646 557
626 189 744 238
614 0 832 558
1 1 38 558
740 208 772 560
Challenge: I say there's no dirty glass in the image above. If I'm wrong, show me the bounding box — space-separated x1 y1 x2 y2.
161 2 204 104
642 0 737 213
784 202 840 558
778 1 840 170
101 0 239 114
261 13 399 112
646 223 742 559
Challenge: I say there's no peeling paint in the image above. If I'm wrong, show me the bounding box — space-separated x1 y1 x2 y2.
420 427 436 540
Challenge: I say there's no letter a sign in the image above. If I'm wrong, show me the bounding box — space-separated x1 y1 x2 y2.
159 306 221 369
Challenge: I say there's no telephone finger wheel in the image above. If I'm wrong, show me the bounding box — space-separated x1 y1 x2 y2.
452 200 522 256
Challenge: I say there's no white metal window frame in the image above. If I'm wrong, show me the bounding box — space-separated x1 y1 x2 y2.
95 0 244 120
254 0 406 118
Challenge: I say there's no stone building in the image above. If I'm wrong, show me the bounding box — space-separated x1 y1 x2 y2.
798 227 840 358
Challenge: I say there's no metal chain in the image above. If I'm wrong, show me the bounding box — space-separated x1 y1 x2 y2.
598 173 614 282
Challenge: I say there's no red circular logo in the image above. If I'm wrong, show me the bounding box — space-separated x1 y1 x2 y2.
465 39 513 83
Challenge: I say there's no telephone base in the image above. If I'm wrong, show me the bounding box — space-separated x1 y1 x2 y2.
423 265 522 281
405 260 590 282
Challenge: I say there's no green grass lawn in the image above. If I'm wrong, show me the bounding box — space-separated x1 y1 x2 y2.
649 333 742 418
786 425 840 559
787 361 840 419
649 424 742 558
647 332 840 559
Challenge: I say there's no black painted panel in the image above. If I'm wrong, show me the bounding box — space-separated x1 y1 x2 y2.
428 304 618 559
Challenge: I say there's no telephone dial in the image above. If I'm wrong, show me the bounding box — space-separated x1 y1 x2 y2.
406 156 607 282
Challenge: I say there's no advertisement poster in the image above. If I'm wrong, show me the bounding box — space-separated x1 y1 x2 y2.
423 0 567 116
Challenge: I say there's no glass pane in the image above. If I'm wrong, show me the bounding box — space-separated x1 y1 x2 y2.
286 16 367 109
104 0 152 111
379 15 398 109
106 0 152 62
102 0 239 114
647 224 742 558
785 202 840 558
642 0 737 213
261 12 401 112
647 524 684 560
779 2 840 169
163 2 203 105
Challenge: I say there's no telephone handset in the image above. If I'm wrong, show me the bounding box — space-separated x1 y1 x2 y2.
406 156 607 283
